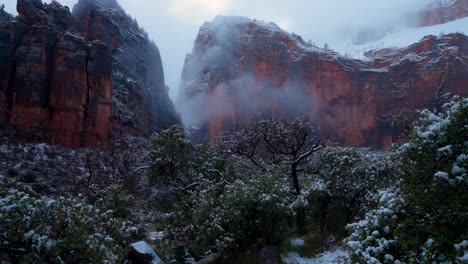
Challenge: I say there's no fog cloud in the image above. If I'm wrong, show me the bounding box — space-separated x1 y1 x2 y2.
3 0 430 100
178 73 317 133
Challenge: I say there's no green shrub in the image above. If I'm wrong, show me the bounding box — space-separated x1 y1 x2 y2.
398 96 467 261
303 147 395 242
146 126 299 259
160 161 296 258
347 96 468 263
346 189 406 263
0 181 141 263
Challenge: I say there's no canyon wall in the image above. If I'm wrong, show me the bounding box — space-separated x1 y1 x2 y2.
180 16 468 148
414 0 468 27
0 0 179 147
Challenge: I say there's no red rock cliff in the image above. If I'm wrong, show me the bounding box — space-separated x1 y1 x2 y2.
0 0 179 147
180 16 468 148
413 0 468 27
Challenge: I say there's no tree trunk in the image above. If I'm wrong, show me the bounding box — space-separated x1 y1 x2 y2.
291 163 300 195
291 163 305 234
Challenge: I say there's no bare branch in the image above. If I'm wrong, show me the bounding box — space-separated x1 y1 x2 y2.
207 169 232 186
132 165 151 174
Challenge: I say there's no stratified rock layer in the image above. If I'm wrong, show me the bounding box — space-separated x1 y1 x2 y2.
180 16 468 148
0 0 179 147
415 0 468 27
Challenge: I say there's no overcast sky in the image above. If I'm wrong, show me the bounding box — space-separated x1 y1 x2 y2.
3 0 429 99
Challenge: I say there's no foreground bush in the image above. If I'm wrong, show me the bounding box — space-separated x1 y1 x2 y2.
147 123 313 259
0 181 141 263
147 128 296 258
166 164 294 255
148 122 398 260
347 96 468 263
304 147 394 241
346 189 406 263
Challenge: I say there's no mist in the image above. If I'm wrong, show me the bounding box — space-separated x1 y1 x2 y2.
178 72 316 130
2 0 430 100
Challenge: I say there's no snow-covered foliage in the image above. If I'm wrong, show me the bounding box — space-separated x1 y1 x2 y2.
146 121 322 259
398 96 467 262
170 164 294 252
147 120 400 260
346 189 406 263
0 138 153 219
146 126 202 188
346 96 467 263
154 148 296 258
0 181 141 263
300 147 395 241
401 96 467 186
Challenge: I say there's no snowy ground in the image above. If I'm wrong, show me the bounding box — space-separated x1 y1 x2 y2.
283 248 350 264
332 17 468 59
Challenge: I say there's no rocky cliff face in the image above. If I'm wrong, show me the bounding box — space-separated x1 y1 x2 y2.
413 0 468 27
0 0 179 147
0 6 13 22
180 16 468 148
72 0 179 137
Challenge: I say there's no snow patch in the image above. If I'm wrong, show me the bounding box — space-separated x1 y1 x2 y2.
434 171 452 183
284 248 349 264
332 17 468 59
290 238 305 247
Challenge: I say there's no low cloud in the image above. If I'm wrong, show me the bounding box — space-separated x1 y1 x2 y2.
178 73 317 131
169 0 231 22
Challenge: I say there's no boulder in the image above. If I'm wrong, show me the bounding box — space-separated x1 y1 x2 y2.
128 241 162 264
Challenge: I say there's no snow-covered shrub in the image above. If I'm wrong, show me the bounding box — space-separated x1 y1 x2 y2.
146 126 300 258
216 117 323 234
304 147 395 240
146 126 202 187
0 138 146 195
161 161 295 258
0 138 152 220
346 189 406 263
400 96 467 194
197 165 294 250
0 181 141 263
398 96 467 261
347 96 467 263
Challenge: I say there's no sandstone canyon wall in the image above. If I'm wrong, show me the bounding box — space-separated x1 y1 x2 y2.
0 0 179 147
180 16 468 148
414 0 468 27
353 0 468 49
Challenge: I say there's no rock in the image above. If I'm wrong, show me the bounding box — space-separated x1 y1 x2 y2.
179 16 468 148
0 6 13 23
412 0 468 27
48 31 89 147
128 241 162 264
0 0 179 147
81 40 113 147
197 252 221 264
258 246 280 264
73 0 179 137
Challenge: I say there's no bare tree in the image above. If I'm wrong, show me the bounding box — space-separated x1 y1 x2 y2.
218 117 323 195
217 116 324 233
